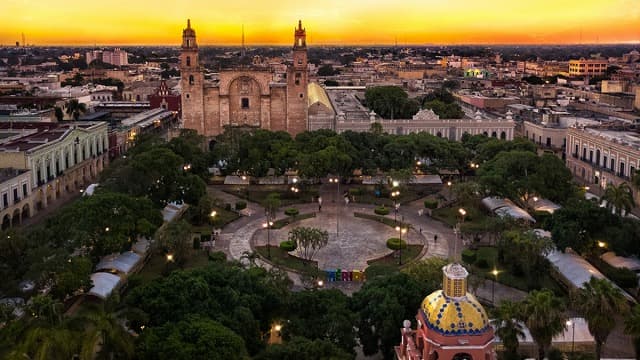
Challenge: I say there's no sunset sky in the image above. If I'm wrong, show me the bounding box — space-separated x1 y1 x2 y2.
1 0 639 46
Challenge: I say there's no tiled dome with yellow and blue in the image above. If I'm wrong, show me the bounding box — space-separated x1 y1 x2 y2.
420 263 491 336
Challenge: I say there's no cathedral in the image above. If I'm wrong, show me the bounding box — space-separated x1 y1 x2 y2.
180 19 308 137
396 263 496 360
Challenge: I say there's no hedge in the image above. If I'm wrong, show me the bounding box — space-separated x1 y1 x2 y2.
349 187 363 196
279 240 297 252
284 208 299 217
461 249 476 264
424 199 438 209
374 206 390 215
235 201 247 210
386 237 407 250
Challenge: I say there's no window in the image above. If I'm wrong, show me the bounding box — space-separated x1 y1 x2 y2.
2 194 7 208
295 72 301 86
610 158 615 170
241 98 249 109
22 184 27 197
189 75 194 85
186 56 191 66
13 189 18 203
186 94 190 99
299 93 303 99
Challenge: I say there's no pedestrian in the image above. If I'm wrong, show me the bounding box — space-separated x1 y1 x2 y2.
418 209 424 217
419 227 422 233
434 234 438 243
319 204 322 212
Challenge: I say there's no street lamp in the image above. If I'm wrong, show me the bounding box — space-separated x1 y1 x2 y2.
396 221 407 265
329 177 340 203
598 241 606 249
263 220 274 259
458 208 467 223
166 253 174 262
491 268 498 305
391 190 400 223
566 320 575 355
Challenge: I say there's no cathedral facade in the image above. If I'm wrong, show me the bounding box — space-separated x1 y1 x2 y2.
180 20 308 137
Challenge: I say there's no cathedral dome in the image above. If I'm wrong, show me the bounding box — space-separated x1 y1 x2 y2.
420 289 491 336
419 263 491 336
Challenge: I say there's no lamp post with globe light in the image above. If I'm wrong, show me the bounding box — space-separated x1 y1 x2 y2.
491 268 498 304
263 220 274 259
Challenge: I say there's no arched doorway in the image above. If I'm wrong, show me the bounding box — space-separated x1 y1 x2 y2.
453 353 473 360
22 203 30 221
2 214 11 229
500 131 506 140
11 209 21 226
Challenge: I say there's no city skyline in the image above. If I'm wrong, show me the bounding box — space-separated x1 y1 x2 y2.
1 0 639 46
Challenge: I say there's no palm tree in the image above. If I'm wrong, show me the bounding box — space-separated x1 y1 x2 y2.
574 277 629 360
602 182 635 216
491 300 525 356
77 302 134 360
65 99 87 121
624 305 640 360
9 325 81 360
521 289 567 360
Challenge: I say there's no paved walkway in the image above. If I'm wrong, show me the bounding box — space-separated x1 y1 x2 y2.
208 186 526 304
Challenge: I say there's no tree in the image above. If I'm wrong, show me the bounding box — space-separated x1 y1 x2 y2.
290 227 329 263
351 272 430 359
573 277 629 360
158 220 192 267
521 289 567 360
401 257 448 291
491 300 525 357
364 86 418 119
77 298 134 360
497 230 554 288
137 316 248 360
602 182 635 216
54 106 64 121
317 64 338 76
632 170 640 193
254 336 353 360
9 325 80 360
65 99 87 120
263 193 281 221
283 290 356 354
624 305 640 359
52 256 93 300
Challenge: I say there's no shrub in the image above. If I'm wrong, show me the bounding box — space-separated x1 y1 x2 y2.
375 206 390 215
475 258 490 269
284 208 299 217
349 187 362 196
607 267 639 289
280 240 297 252
364 264 398 278
224 203 232 211
235 201 247 210
461 249 477 264
193 237 201 249
424 199 438 209
386 237 407 250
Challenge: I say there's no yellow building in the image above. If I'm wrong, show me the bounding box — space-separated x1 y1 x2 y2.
0 121 108 223
568 58 608 77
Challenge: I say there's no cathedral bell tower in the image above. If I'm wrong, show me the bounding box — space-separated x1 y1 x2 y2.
286 20 308 135
180 19 205 135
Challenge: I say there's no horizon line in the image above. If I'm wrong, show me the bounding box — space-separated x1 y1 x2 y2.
3 42 640 48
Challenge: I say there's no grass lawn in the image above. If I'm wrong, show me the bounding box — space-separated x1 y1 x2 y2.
465 246 564 294
254 245 321 276
222 185 319 206
271 212 316 229
366 245 424 268
135 248 211 285
432 203 488 228
351 185 438 207
354 212 412 229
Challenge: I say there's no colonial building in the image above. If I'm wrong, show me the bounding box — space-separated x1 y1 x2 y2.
395 263 495 360
0 168 33 228
180 19 308 137
0 122 109 222
566 125 640 205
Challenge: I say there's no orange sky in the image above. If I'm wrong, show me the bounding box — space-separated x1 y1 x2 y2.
0 0 639 45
